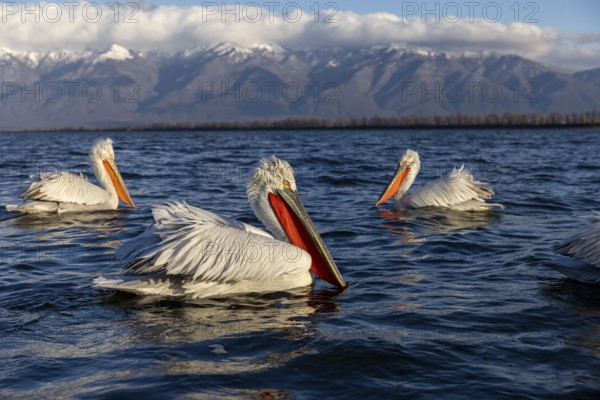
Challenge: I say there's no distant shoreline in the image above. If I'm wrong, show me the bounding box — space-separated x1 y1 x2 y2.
2 124 599 134
1 111 599 133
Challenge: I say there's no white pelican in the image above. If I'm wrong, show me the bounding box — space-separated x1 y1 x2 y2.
94 156 346 298
6 138 134 214
375 149 503 211
552 213 600 283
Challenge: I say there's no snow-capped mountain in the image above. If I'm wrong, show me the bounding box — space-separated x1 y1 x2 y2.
0 43 599 129
93 44 135 64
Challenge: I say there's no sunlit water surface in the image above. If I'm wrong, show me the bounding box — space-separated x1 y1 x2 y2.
1 129 600 398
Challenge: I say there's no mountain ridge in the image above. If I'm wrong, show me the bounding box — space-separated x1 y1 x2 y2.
0 43 598 129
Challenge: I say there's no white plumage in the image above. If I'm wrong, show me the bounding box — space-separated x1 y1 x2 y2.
95 156 346 299
552 213 600 283
376 149 502 211
6 138 134 214
118 202 310 282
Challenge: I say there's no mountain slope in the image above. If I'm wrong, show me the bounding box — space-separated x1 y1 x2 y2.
0 44 599 129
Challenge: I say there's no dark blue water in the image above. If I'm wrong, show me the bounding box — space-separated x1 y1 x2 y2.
1 129 600 398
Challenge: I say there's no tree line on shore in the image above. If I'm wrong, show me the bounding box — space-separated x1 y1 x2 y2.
11 110 600 132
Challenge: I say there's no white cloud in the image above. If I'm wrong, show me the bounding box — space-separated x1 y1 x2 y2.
0 2 598 71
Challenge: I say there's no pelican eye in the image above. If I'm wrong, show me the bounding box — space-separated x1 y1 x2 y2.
282 179 291 190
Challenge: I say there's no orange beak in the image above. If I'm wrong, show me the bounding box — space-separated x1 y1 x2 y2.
268 189 346 289
103 158 135 208
375 163 410 206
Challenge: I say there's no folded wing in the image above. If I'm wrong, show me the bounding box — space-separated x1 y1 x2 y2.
406 166 499 209
117 202 311 283
20 172 111 205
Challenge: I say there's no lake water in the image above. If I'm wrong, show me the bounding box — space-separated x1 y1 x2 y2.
1 129 600 398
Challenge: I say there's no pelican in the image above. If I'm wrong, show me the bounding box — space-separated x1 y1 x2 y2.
6 138 134 214
94 156 346 298
551 213 600 283
375 149 502 211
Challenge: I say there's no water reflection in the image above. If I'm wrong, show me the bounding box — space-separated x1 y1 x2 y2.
101 288 342 345
539 278 600 316
8 210 127 233
94 289 342 379
378 208 501 235
2 211 128 266
377 209 422 243
539 278 600 357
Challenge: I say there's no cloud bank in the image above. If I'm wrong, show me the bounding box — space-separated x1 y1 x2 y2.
0 2 598 71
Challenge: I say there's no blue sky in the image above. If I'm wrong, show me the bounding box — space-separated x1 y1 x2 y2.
161 0 600 33
0 1 598 70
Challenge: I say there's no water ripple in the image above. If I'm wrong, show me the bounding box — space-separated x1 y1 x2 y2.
1 129 600 398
